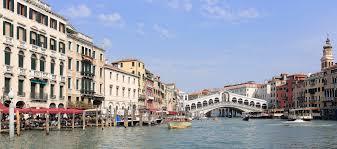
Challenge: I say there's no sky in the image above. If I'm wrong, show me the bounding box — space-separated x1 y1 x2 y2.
45 0 337 92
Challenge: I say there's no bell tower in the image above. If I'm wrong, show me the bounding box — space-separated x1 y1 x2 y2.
321 37 334 70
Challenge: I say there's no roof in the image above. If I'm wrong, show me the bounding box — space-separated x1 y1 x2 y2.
104 64 139 78
111 58 144 64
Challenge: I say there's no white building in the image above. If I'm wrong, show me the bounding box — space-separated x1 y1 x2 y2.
223 81 261 98
103 64 139 115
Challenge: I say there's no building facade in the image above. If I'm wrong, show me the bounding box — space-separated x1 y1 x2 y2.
0 0 104 109
103 64 139 115
223 81 261 98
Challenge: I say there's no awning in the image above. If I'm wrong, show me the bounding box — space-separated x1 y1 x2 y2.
168 111 178 115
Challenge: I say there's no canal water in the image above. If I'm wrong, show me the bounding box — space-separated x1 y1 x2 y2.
1 118 337 149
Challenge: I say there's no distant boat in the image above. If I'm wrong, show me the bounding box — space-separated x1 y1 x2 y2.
242 116 249 121
167 117 192 129
288 108 313 121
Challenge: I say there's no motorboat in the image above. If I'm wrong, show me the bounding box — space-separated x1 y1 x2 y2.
242 116 249 121
288 108 313 121
167 117 192 129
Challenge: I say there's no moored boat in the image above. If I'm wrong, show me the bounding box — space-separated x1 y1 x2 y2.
288 108 313 121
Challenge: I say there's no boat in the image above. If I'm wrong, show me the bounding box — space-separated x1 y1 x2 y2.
167 117 192 129
288 108 313 121
242 116 249 121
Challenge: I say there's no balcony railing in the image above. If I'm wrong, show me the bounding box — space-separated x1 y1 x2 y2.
30 70 41 78
50 95 56 99
18 68 26 76
42 72 49 79
4 36 13 45
60 76 66 82
18 41 26 49
80 90 95 95
81 71 95 77
51 74 57 81
30 93 48 102
4 65 13 74
32 45 39 51
59 96 65 100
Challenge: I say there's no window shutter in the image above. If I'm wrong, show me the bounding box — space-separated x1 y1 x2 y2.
45 36 47 48
23 29 26 41
10 0 13 11
24 6 27 17
37 34 40 46
3 22 5 36
30 31 32 44
17 27 19 40
3 0 5 9
45 16 48 26
10 24 13 37
29 8 32 19
17 3 19 14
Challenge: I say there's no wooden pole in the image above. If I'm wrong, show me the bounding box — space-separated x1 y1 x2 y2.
0 111 2 133
46 112 50 135
124 109 128 127
131 108 135 127
57 112 61 130
95 107 98 127
16 110 20 136
139 110 143 127
109 111 112 127
113 109 117 127
82 111 86 130
72 113 75 130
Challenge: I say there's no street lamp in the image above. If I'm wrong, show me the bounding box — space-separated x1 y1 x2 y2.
8 88 15 139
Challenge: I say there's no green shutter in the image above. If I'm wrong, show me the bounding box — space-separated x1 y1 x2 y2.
24 6 27 17
17 2 19 14
10 0 13 11
10 24 13 37
3 22 5 36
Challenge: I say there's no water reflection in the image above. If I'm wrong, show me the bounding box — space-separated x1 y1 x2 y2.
0 118 337 149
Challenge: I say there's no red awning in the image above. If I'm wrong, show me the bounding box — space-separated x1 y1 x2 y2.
168 111 178 115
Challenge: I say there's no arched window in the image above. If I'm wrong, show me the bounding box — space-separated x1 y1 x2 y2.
4 47 11 65
31 54 37 70
18 51 24 68
40 56 45 72
50 59 55 74
60 62 64 76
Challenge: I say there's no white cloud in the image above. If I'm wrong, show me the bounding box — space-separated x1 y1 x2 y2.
101 38 113 49
153 24 172 39
136 22 145 35
64 4 91 18
98 13 124 26
167 0 193 12
201 0 259 22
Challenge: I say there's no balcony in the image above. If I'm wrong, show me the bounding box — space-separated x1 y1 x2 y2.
59 96 65 100
82 54 93 62
41 72 49 79
30 93 48 102
4 65 13 74
4 36 13 45
17 92 26 97
80 90 95 96
18 41 26 49
50 95 56 99
30 70 41 78
18 68 26 76
51 74 57 81
32 45 39 51
60 76 66 83
81 71 95 78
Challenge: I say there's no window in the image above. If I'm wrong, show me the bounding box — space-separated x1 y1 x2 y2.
17 27 26 41
68 78 71 89
39 34 47 48
4 78 10 94
3 0 14 11
132 71 135 74
50 38 56 51
31 54 37 70
68 41 71 50
50 59 55 74
122 88 125 97
3 21 13 37
50 18 57 30
100 54 103 61
60 62 64 76
50 84 55 98
116 74 119 81
18 80 24 96
76 44 79 53
100 84 102 94
18 51 24 68
120 63 123 68
132 62 135 66
138 63 140 67
68 58 72 70
116 86 119 96
123 75 125 82
4 47 11 65
76 61 80 72
76 79 79 90
128 77 130 84
59 86 64 98
17 3 27 17
110 85 112 96
59 22 65 33
30 31 37 45
93 51 95 59
128 89 131 98
59 42 65 53
100 68 102 78
40 56 45 72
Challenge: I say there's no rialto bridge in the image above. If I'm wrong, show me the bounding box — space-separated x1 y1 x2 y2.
184 91 268 117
